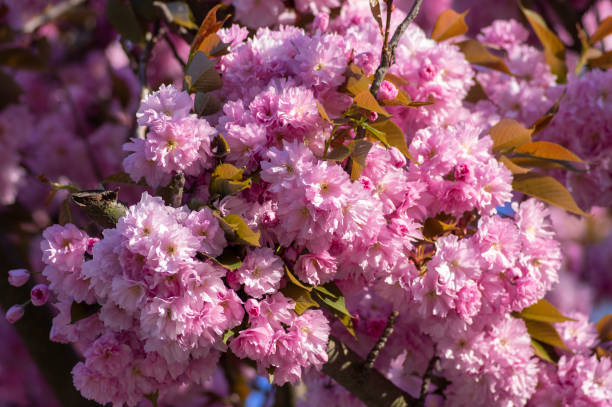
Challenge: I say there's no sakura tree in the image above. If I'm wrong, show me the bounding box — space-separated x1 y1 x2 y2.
1 1 611 407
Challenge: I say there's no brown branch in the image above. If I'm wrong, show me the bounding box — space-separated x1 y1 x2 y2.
22 0 88 33
136 21 161 140
159 173 186 207
323 336 417 407
370 0 424 98
164 32 187 70
365 310 399 369
417 353 439 406
71 190 128 229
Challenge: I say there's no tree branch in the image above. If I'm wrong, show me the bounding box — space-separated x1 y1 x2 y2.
417 353 439 406
136 21 161 140
159 172 185 208
365 310 398 369
164 32 187 70
323 336 417 407
370 0 424 98
71 190 128 229
22 0 88 34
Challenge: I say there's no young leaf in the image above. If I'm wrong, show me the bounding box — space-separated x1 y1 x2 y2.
513 141 582 164
316 101 333 123
596 314 612 342
369 0 384 34
194 92 221 116
312 282 356 337
524 319 569 350
106 0 144 44
222 329 235 344
70 302 101 324
220 214 261 246
348 140 373 181
512 173 586 216
184 51 222 93
457 39 512 75
325 145 351 161
464 80 489 103
588 50 612 69
589 16 612 45
431 9 469 42
367 119 414 161
191 4 230 56
354 91 390 116
211 133 231 157
488 118 533 153
162 1 198 29
531 339 557 363
210 163 251 197
519 299 575 323
500 156 530 174
519 3 567 83
281 283 318 315
212 246 243 271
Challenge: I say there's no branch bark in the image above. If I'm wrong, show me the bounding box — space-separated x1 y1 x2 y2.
365 310 399 368
323 336 417 407
370 0 424 98
22 0 88 33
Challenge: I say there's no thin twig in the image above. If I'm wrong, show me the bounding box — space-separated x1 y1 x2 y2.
164 32 187 69
135 21 161 140
364 310 399 369
417 353 439 406
159 173 185 207
370 0 424 98
22 0 88 33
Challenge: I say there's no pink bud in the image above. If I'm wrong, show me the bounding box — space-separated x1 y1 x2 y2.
377 80 398 101
225 271 241 291
8 269 30 287
368 111 378 122
86 238 99 255
312 12 329 32
30 284 50 306
6 305 24 324
245 298 260 318
389 147 407 168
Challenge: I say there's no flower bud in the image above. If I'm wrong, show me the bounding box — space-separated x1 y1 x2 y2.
31 284 50 306
6 305 24 324
8 269 30 287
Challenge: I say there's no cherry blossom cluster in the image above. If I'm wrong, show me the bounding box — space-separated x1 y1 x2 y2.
2 1 612 406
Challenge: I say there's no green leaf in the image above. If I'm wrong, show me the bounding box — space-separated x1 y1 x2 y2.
210 163 251 197
163 1 198 29
422 217 457 240
488 118 533 153
312 282 355 337
106 0 144 44
281 282 318 315
70 302 101 324
519 299 576 323
144 390 159 407
353 91 390 116
223 329 236 344
184 51 222 93
190 4 230 57
220 214 261 246
103 171 148 186
465 80 489 103
216 246 243 271
457 39 512 75
519 3 567 83
524 319 569 350
431 9 469 42
512 173 586 216
285 266 312 291
589 16 612 45
531 339 557 363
